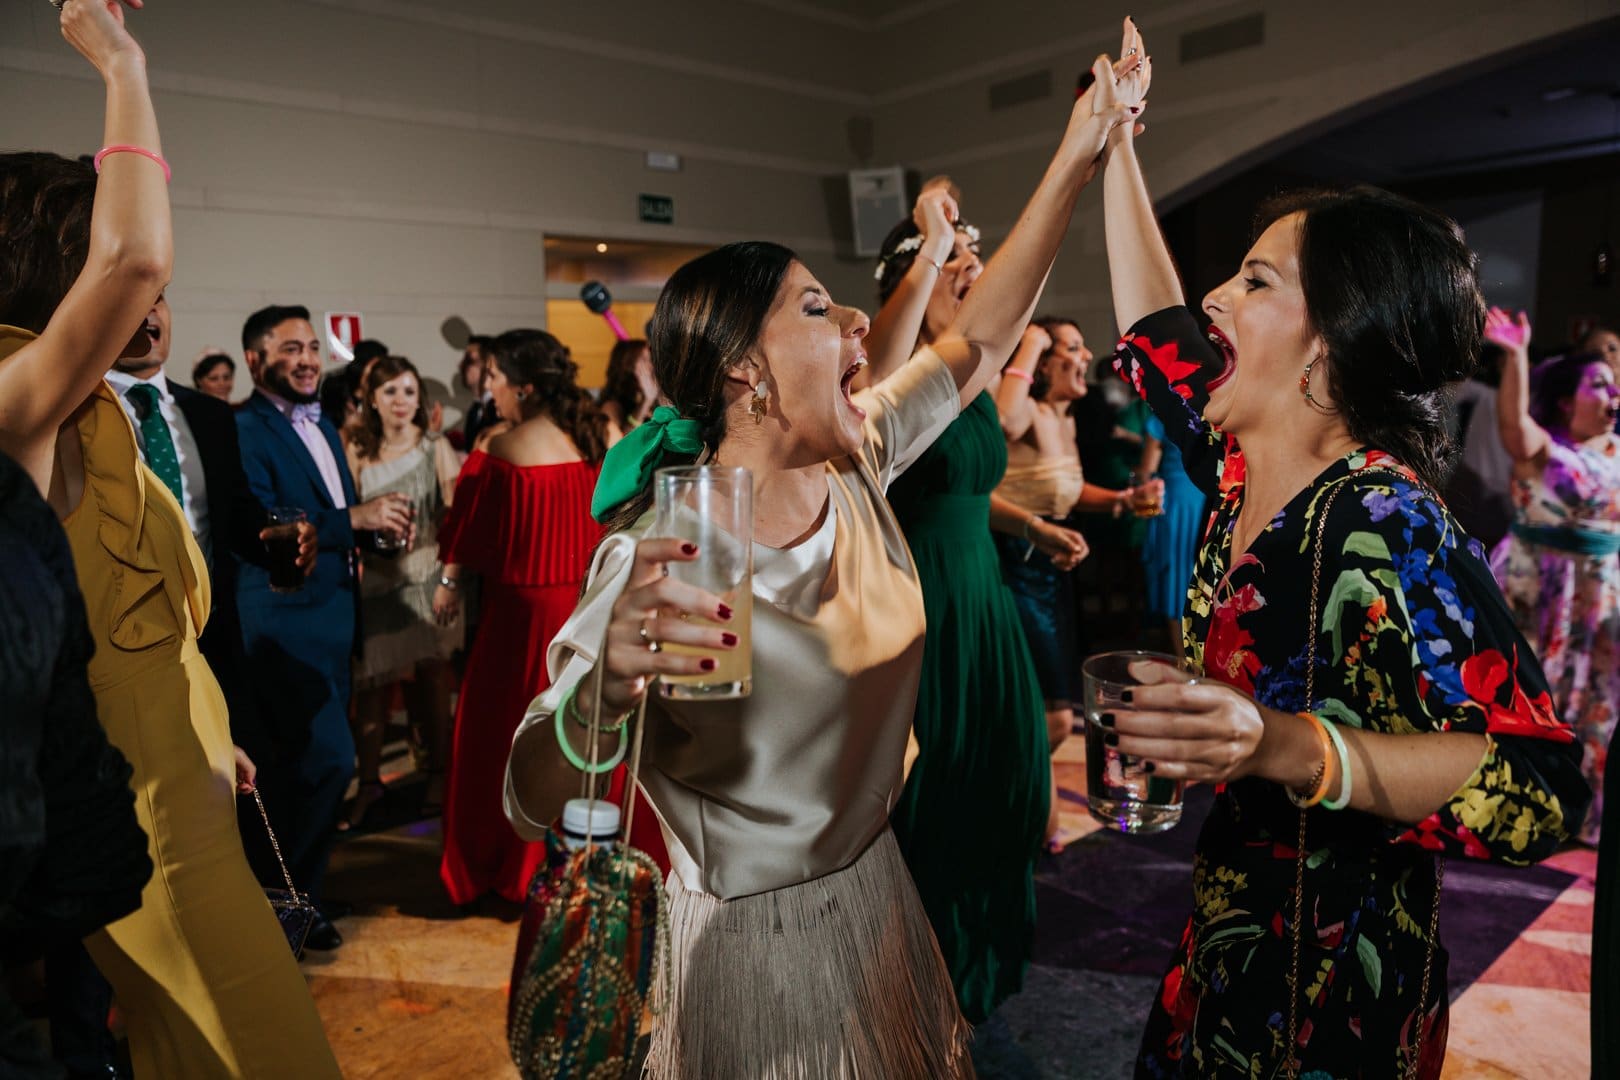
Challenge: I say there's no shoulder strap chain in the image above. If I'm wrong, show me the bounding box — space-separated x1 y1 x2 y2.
1286 469 1442 1080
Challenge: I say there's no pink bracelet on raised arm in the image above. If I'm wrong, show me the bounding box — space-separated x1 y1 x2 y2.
1003 367 1034 384
93 145 172 183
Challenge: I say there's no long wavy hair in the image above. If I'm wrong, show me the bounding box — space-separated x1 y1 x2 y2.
348 355 430 461
491 328 608 464
602 338 653 426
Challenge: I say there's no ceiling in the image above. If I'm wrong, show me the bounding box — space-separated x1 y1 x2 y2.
1276 18 1620 184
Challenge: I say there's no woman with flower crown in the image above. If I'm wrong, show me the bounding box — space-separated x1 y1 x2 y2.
503 33 1147 1077
864 180 1081 1024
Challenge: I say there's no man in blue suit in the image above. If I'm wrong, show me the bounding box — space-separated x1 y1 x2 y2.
234 304 411 951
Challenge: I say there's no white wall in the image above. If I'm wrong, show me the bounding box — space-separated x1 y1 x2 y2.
4 0 1618 399
1 0 877 397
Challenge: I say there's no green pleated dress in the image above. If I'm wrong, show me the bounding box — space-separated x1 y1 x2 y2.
888 390 1051 1024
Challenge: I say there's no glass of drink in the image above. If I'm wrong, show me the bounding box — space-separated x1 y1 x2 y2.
263 507 307 594
373 527 407 555
1129 471 1163 518
653 465 752 699
1080 650 1197 834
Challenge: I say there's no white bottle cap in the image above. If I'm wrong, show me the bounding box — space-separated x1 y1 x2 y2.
560 798 621 849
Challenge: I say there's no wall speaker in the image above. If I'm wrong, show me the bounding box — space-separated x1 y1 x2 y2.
848 166 907 257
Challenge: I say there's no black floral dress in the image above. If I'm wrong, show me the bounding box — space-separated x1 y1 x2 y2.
1115 307 1589 1079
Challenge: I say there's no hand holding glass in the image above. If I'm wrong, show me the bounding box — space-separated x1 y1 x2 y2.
653 466 753 699
1081 650 1198 833
263 507 307 594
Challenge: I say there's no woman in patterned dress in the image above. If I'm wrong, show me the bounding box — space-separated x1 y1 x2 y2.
1098 25 1588 1078
1488 306 1620 844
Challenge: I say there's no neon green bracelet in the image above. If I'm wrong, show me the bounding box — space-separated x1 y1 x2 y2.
563 683 631 733
553 687 629 774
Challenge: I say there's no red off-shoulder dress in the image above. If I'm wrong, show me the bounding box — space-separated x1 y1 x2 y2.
437 452 663 904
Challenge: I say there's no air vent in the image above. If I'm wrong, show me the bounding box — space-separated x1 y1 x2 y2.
1179 13 1265 64
988 70 1052 111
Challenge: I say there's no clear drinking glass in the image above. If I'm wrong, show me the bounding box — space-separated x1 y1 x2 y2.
1080 650 1197 834
653 465 753 699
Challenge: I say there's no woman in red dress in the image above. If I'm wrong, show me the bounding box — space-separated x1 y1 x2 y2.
432 329 612 904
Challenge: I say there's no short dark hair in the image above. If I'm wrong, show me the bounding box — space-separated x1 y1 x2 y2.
242 304 312 356
352 339 389 368
191 351 235 384
0 152 97 333
1254 186 1483 489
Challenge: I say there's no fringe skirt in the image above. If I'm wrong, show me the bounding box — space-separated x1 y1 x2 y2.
646 828 975 1079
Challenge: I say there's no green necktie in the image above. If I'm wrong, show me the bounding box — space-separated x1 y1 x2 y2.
126 383 185 503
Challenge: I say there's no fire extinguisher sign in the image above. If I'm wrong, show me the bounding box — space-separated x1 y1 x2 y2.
325 312 364 362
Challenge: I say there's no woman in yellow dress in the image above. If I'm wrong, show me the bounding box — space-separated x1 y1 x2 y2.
0 4 339 1076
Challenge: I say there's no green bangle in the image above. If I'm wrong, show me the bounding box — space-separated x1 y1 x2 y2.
553 688 629 774
1320 717 1354 811
563 684 631 733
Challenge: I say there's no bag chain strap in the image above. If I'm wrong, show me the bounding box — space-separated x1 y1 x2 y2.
251 787 303 898
1286 470 1442 1080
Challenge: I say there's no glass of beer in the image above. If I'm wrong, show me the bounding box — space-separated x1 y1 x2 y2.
1129 471 1163 517
1080 650 1198 834
263 507 307 594
653 465 752 699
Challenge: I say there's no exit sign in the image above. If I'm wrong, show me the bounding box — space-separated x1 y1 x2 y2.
638 194 674 224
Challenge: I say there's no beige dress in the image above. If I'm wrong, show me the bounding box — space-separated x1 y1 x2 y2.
506 348 974 1078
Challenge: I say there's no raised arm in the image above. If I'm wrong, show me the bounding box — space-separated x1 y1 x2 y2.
1488 307 1548 463
996 323 1049 441
931 25 1146 408
0 0 171 492
1101 55 1181 332
862 184 959 387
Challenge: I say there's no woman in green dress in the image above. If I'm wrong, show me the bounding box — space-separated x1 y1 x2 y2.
867 183 1081 1023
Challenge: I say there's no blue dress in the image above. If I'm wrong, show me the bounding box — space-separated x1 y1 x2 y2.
1140 412 1205 623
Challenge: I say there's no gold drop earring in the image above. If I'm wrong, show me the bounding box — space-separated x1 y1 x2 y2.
750 379 769 424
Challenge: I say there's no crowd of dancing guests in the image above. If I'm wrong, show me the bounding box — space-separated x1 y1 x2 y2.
2 6 1616 1079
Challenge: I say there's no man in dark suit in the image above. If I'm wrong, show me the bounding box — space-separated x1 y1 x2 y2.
104 294 311 719
234 304 411 951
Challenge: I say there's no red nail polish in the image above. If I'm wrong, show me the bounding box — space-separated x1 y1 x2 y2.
681 542 698 556
718 604 733 621
700 658 717 672
721 632 738 647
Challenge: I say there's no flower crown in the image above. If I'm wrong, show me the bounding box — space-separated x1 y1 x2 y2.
873 221 981 281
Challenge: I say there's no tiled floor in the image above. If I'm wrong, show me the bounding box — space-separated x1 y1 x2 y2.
310 740 1596 1077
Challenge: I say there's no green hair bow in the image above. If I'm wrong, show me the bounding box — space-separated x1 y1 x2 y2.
590 405 706 522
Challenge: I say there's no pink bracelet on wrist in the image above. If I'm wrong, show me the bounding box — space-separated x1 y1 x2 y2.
1003 367 1034 384
94 145 172 183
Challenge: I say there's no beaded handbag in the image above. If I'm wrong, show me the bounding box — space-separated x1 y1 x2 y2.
507 666 669 1080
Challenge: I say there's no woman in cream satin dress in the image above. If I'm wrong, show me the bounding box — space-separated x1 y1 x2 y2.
0 5 338 1076
505 41 1146 1078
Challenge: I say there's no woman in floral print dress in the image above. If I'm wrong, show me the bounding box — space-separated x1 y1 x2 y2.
1487 306 1620 844
1097 30 1588 1079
